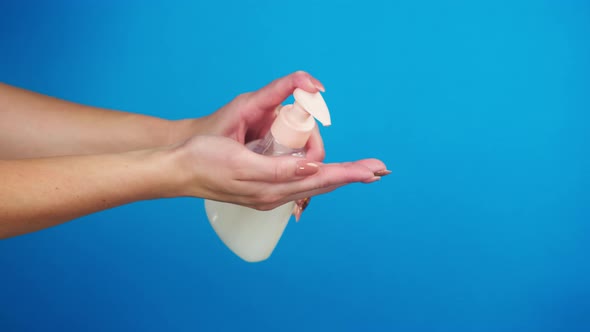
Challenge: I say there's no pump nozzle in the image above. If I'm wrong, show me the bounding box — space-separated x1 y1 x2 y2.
270 88 332 149
293 88 331 126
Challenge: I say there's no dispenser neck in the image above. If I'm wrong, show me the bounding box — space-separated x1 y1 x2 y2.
270 104 316 149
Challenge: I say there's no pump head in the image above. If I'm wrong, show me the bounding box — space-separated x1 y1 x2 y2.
270 89 331 149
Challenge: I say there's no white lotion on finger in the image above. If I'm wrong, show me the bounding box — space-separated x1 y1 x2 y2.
204 88 331 262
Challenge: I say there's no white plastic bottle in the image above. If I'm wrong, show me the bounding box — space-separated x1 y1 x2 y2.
204 88 331 262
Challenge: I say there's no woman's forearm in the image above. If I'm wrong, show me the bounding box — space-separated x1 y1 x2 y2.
0 83 206 159
0 148 180 239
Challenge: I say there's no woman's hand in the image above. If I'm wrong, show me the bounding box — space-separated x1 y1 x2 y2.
171 71 388 213
200 71 327 162
171 135 387 211
0 71 388 239
170 71 389 212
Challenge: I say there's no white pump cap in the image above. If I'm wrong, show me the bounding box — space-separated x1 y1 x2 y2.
270 88 331 149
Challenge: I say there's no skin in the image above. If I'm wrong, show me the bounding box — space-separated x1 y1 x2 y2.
0 71 388 239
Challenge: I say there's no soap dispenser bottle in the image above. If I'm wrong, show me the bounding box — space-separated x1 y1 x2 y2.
204 88 331 262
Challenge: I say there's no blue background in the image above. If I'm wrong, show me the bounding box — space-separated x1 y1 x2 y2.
1 1 589 331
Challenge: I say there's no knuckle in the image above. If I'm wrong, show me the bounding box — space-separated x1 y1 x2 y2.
253 204 275 212
263 193 281 206
273 164 281 182
219 179 241 196
233 92 252 107
256 190 282 207
233 166 250 181
293 70 309 78
317 150 326 162
272 160 292 182
236 92 251 100
292 71 310 85
315 177 331 191
246 186 286 210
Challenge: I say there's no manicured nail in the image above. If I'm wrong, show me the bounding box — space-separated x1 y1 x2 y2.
296 161 319 176
298 197 311 212
293 205 302 222
363 176 381 184
313 80 325 92
293 197 311 222
374 169 392 177
306 78 317 91
306 78 325 93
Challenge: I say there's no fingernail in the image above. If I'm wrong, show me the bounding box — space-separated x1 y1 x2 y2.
313 80 325 92
307 77 325 92
374 169 392 177
296 161 319 176
292 197 311 222
363 176 381 184
306 78 318 91
293 205 302 222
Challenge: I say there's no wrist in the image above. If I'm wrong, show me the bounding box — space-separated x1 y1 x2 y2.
140 146 189 199
159 135 219 200
166 117 210 146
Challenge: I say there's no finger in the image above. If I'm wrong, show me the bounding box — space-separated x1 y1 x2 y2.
323 158 388 175
244 110 277 142
238 152 320 182
275 161 375 197
355 158 388 174
248 71 324 111
310 76 326 92
283 160 385 204
287 184 342 204
305 125 326 162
